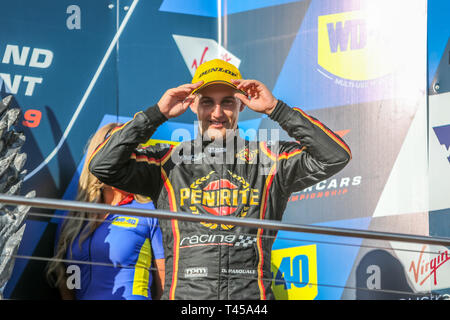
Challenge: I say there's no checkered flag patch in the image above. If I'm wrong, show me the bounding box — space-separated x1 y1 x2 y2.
234 235 257 248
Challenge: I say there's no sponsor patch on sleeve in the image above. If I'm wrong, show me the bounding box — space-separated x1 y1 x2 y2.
111 216 139 228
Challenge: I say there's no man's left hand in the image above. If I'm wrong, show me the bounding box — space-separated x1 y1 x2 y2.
231 79 278 116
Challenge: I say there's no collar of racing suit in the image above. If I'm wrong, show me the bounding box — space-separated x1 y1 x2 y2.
192 127 246 153
169 128 253 165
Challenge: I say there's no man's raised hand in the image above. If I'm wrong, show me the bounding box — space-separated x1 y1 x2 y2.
231 79 278 116
157 81 203 119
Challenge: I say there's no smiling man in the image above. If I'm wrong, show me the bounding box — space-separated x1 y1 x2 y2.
193 84 245 141
89 59 351 300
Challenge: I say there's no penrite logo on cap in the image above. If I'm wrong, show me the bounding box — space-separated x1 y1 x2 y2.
317 10 394 85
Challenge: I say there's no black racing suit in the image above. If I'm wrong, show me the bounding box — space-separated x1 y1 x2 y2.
88 100 351 300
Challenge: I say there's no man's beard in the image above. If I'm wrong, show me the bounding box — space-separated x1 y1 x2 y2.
200 122 237 142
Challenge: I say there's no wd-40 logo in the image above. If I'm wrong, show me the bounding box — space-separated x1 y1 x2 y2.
433 125 450 163
172 34 241 77
317 11 393 83
111 216 139 228
271 245 318 300
180 170 259 230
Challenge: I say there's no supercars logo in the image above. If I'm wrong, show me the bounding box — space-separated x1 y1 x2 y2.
287 129 361 203
317 11 393 83
271 245 318 300
180 170 259 230
288 175 362 203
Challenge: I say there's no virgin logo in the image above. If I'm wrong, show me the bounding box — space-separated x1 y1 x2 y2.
409 245 450 286
191 47 209 71
220 52 232 62
172 34 241 77
191 47 232 71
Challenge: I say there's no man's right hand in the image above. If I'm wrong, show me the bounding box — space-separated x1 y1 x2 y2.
157 81 203 119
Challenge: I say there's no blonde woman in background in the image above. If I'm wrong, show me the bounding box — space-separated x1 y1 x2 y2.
47 123 165 300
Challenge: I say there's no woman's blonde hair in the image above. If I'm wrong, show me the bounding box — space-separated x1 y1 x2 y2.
46 122 120 287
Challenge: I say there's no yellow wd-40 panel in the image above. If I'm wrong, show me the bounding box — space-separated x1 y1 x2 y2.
271 245 318 300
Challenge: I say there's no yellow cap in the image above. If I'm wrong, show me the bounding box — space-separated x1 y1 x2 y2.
191 59 244 94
